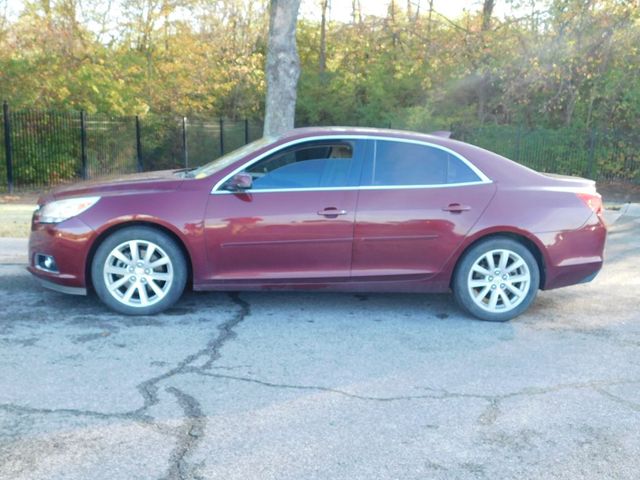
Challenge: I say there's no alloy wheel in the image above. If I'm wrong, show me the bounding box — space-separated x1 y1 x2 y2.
103 239 174 308
467 248 531 314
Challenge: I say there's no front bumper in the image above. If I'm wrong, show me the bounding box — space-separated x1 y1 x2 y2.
31 275 87 295
27 217 95 294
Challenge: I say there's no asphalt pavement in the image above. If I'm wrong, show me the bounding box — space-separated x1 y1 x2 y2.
0 208 639 480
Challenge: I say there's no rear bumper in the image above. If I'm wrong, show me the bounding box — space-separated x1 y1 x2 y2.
542 257 603 290
577 269 600 284
538 213 607 290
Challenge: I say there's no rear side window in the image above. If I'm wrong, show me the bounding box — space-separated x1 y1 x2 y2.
245 142 354 190
363 140 481 186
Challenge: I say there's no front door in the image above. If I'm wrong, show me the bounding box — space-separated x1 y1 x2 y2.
203 139 364 282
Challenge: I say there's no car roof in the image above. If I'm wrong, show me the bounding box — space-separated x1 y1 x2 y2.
279 126 447 143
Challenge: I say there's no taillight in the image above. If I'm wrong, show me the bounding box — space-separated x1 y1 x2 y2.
577 192 603 217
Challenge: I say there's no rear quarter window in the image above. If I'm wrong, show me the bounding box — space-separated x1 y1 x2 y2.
364 140 481 186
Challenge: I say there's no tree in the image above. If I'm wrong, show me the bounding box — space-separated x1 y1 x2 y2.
319 0 329 76
263 0 302 137
1 0 639 138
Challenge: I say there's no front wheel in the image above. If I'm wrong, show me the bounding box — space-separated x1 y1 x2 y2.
91 226 187 315
453 237 540 322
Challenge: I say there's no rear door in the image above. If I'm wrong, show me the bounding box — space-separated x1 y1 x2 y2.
352 139 496 279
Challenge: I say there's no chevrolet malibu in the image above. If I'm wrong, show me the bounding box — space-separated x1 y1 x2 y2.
28 127 607 321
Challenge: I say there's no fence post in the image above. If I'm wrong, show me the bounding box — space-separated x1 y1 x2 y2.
135 115 143 172
80 110 88 180
2 101 13 193
587 128 597 179
515 126 522 163
182 116 188 169
219 118 224 156
244 118 249 145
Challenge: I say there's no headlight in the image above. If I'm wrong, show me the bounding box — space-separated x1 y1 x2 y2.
38 196 101 224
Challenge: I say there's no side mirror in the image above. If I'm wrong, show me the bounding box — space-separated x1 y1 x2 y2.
226 172 253 191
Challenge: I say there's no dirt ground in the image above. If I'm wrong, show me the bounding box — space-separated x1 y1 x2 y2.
596 181 640 204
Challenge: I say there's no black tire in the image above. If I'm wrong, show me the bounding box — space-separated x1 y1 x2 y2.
91 226 187 315
452 237 540 322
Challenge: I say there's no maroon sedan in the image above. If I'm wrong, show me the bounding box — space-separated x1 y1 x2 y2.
28 127 606 321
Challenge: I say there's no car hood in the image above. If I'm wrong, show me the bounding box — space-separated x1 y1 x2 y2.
41 170 185 204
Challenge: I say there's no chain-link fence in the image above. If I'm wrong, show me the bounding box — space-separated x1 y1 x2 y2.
1 102 639 192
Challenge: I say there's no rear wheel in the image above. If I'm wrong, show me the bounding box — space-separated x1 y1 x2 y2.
453 237 540 322
91 226 187 315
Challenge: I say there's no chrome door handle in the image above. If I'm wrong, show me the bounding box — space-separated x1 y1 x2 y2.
442 203 471 213
317 207 347 217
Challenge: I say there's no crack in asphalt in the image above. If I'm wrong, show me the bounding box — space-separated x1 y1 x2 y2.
0 403 134 421
189 371 640 425
191 371 640 403
139 292 250 480
0 292 251 480
200 293 251 371
162 387 207 480
593 386 640 413
133 293 251 417
0 403 178 441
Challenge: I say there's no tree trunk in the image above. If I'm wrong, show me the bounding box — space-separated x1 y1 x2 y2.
351 0 362 24
481 0 495 31
319 0 328 76
389 0 398 47
476 0 495 123
263 0 302 138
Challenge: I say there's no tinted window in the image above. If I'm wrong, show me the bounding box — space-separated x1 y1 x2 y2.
243 142 354 190
365 140 480 186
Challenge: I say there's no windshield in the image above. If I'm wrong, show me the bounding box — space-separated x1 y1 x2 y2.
186 136 274 179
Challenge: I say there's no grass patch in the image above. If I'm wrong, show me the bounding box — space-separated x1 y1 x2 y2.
0 204 35 238
604 204 622 211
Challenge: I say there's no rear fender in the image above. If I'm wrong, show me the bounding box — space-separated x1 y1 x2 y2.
440 226 549 289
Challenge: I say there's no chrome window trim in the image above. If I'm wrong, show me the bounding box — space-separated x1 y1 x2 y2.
210 134 492 194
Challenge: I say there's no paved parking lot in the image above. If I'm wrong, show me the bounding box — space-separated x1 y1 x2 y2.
1 209 639 480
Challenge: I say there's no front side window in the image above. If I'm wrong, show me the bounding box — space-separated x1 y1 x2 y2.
242 141 355 190
363 140 481 186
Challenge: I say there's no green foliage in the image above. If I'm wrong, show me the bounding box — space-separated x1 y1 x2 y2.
139 115 185 170
84 114 138 177
0 0 638 185
453 125 639 182
1 1 638 133
9 112 80 187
